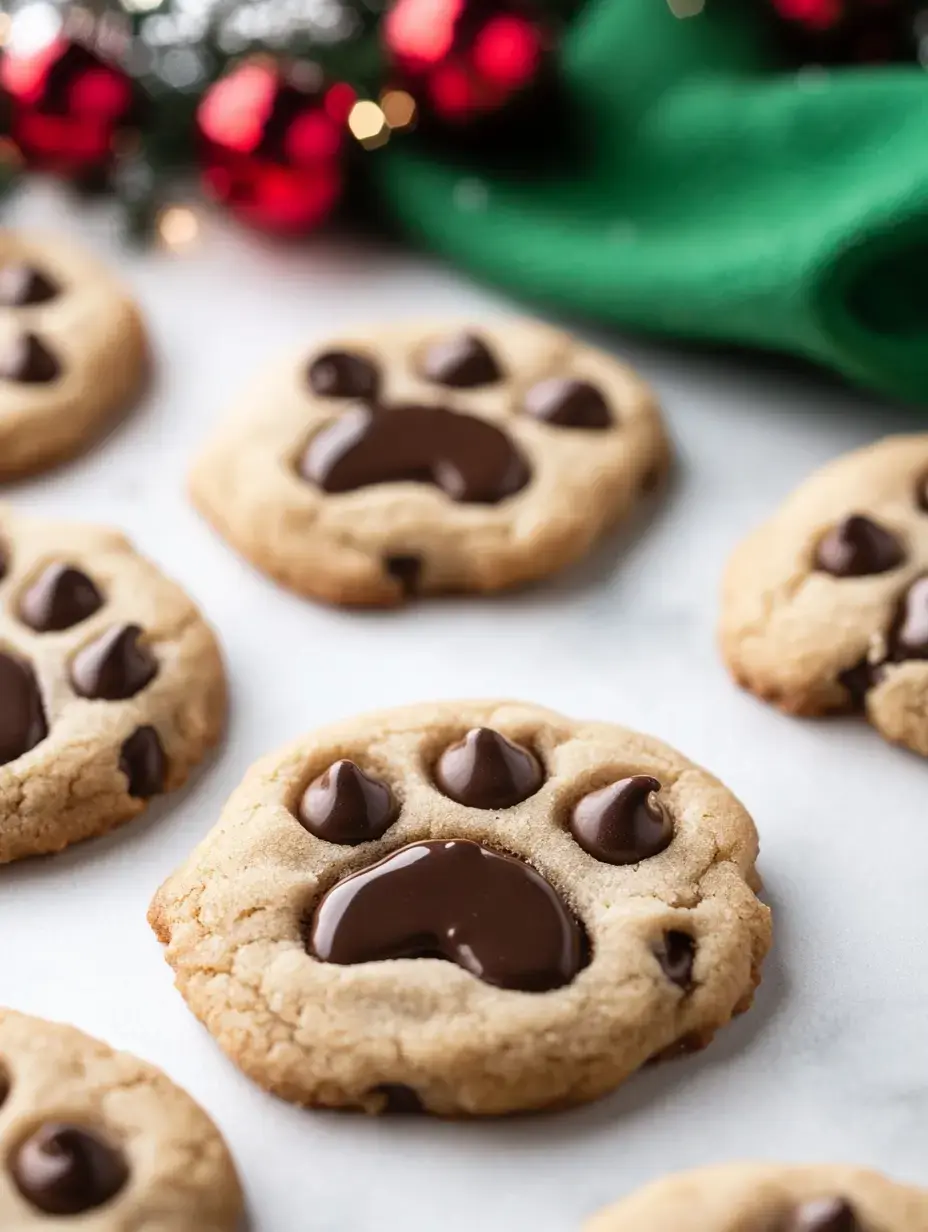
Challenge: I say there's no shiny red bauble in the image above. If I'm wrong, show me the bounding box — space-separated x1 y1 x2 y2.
0 36 135 174
383 0 545 124
197 59 354 235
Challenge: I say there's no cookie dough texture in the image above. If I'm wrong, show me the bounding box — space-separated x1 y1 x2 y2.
0 508 226 863
189 319 670 606
720 435 928 754
0 232 147 478
0 1009 242 1230
149 700 771 1116
585 1162 928 1231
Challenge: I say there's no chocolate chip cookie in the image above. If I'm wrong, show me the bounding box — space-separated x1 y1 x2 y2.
0 1009 242 1229
0 232 147 478
721 435 928 756
585 1163 928 1231
0 507 226 863
149 700 770 1116
189 320 670 605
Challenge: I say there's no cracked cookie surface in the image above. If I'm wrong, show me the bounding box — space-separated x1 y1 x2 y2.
585 1162 928 1231
0 507 226 863
0 232 147 478
0 1009 242 1230
720 435 928 756
189 319 670 606
149 700 770 1116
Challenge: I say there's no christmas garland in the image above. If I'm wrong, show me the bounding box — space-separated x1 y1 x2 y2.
0 0 921 244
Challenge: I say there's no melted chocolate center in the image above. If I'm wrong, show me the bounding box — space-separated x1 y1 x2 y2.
309 839 586 991
300 403 530 504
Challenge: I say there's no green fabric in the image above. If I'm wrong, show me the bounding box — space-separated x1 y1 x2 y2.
375 0 928 402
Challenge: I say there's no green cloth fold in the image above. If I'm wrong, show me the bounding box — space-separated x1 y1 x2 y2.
376 0 928 402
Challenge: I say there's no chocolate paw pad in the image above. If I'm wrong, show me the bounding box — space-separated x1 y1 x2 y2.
0 1010 242 1226
149 701 770 1116
190 319 670 606
0 508 226 863
586 1163 928 1232
721 434 928 757
0 231 147 479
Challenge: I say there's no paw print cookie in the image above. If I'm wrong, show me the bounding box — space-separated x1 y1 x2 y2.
0 508 226 863
189 320 669 606
0 1009 243 1229
0 232 147 478
721 435 928 756
585 1163 928 1232
149 701 770 1116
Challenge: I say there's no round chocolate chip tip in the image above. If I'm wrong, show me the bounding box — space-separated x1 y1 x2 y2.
10 1122 129 1216
434 727 543 810
569 775 672 865
299 759 398 845
0 332 61 384
120 726 166 798
70 624 158 701
815 514 905 578
789 1197 862 1232
419 332 502 388
523 377 613 429
19 563 103 632
308 350 380 400
0 263 59 307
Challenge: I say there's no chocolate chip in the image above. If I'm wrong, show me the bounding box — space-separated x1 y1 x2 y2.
119 726 166 798
309 839 586 992
434 728 543 809
308 350 380 400
0 263 59 306
301 403 530 505
19 563 103 632
838 657 880 706
814 514 905 577
789 1197 861 1232
299 760 398 845
0 1066 9 1109
70 624 158 700
384 554 422 597
419 333 502 388
523 378 613 429
10 1122 129 1216
0 652 47 765
373 1084 425 1115
887 575 928 661
570 775 673 865
654 930 695 990
0 332 61 383
0 544 8 580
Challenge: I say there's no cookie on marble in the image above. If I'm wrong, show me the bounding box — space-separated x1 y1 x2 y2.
0 507 225 863
149 700 770 1116
585 1162 928 1231
0 231 147 478
189 320 670 606
721 435 928 756
0 1009 242 1229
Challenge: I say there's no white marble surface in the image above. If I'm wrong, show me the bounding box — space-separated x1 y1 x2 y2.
1 184 927 1231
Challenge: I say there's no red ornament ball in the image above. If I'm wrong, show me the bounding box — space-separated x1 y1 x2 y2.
197 59 353 236
0 36 135 174
383 0 546 124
